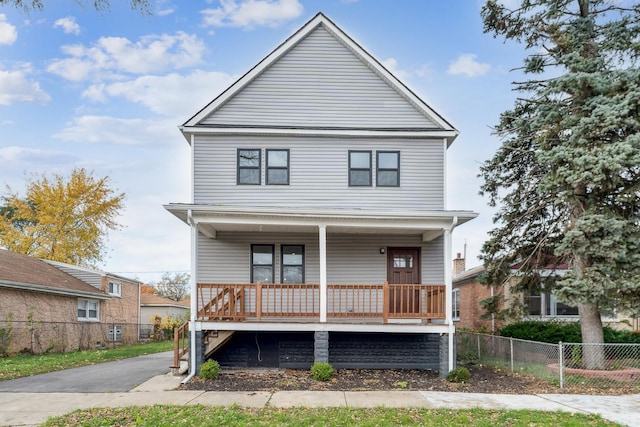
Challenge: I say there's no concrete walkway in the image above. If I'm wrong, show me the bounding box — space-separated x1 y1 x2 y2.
1 373 638 426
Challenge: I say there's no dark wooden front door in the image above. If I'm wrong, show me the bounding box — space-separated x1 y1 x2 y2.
387 248 421 314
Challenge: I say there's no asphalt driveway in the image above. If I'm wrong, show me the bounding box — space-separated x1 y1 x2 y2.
0 351 173 393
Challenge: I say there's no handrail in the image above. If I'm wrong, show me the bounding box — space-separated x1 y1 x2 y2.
171 321 189 369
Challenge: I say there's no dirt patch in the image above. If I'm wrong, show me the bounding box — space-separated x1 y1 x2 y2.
180 364 624 394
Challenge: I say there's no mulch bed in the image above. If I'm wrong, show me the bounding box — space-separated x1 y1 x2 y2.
180 364 627 394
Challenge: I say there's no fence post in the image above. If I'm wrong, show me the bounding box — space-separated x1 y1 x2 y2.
558 341 564 389
510 337 514 372
477 333 481 361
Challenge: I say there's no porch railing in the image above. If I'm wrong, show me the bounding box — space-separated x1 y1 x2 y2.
197 282 446 323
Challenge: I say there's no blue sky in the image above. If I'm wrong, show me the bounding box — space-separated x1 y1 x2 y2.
0 0 528 282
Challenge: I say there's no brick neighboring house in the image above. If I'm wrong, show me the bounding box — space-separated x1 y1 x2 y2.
0 249 141 354
452 254 639 332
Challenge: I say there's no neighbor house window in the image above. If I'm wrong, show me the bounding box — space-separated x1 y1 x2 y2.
452 289 460 321
237 149 261 185
251 244 274 283
281 245 304 284
524 290 579 317
266 149 289 185
108 281 121 297
109 325 122 342
78 299 99 321
349 150 372 186
376 151 400 186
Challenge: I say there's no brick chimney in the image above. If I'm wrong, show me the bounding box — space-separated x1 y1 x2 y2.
453 252 466 276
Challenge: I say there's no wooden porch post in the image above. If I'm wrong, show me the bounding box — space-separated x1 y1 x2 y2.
319 224 327 322
382 281 389 323
256 281 262 321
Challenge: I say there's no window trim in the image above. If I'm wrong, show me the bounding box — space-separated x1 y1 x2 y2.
237 148 262 185
376 151 400 187
251 244 275 283
266 149 290 185
280 244 305 284
108 281 122 297
452 288 460 321
78 298 100 321
348 150 372 187
524 289 579 317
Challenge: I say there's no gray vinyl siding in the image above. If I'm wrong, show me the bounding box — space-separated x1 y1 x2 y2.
197 232 444 284
193 135 445 210
202 26 438 129
43 262 102 289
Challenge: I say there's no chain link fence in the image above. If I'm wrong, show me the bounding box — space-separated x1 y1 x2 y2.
457 331 640 389
0 320 158 355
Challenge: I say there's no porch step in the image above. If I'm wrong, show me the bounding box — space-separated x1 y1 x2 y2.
205 330 235 359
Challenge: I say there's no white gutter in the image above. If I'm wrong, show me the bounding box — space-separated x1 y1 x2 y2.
445 216 459 372
182 209 198 384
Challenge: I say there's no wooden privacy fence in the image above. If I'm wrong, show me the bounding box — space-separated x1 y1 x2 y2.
197 282 446 323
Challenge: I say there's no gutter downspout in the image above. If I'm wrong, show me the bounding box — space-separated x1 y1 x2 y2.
445 216 459 372
182 209 198 384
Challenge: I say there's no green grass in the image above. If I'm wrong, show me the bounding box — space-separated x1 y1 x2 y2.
0 340 173 381
40 405 621 427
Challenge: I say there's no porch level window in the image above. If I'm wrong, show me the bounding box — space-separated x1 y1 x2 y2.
281 245 304 283
266 149 289 185
376 151 400 187
237 149 261 185
251 244 274 283
452 288 460 321
349 150 372 186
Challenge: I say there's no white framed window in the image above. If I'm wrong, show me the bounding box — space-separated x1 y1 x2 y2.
452 289 460 321
78 298 99 321
108 281 122 297
108 325 122 342
524 290 578 317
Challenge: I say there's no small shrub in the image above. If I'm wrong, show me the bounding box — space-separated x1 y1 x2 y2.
310 362 334 381
395 381 408 389
199 360 221 380
446 366 471 383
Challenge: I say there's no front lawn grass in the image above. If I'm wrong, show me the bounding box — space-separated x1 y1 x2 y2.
0 340 173 381
41 405 620 427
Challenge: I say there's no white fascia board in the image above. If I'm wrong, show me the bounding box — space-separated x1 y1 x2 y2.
0 281 110 300
180 126 458 141
198 321 450 334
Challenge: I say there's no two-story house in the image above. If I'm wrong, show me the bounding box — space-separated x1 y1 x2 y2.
165 13 477 378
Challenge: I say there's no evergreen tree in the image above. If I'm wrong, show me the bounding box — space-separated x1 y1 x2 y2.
480 0 640 369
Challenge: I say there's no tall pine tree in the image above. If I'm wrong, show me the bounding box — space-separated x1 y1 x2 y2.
480 0 640 368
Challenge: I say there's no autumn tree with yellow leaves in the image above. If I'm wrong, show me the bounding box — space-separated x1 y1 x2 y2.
0 168 125 267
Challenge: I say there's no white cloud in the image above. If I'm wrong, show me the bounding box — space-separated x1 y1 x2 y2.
202 0 303 29
82 70 236 118
53 16 80 35
0 14 17 45
53 116 177 146
381 58 411 79
447 53 491 77
47 32 206 82
0 146 78 166
0 65 51 106
157 8 175 16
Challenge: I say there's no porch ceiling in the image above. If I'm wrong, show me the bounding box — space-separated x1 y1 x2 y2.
164 203 478 240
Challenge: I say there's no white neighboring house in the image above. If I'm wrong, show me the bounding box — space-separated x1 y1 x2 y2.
140 293 189 323
165 13 477 377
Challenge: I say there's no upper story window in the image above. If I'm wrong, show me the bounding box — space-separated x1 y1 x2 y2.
349 150 372 186
237 149 261 185
78 298 99 321
376 151 400 187
281 245 304 284
251 244 274 283
452 289 460 321
266 149 289 185
108 281 122 297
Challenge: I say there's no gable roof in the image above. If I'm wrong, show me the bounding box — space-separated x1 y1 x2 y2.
43 259 142 289
141 293 190 308
181 12 458 144
0 249 109 299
